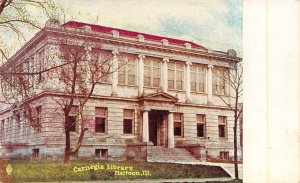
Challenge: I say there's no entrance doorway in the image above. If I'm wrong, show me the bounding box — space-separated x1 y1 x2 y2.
148 110 166 146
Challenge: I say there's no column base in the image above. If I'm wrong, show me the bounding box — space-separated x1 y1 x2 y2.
111 92 118 97
185 99 192 103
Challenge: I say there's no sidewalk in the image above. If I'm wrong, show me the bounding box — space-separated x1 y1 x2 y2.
147 160 243 180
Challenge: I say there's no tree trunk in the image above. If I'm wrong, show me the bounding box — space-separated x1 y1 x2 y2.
64 116 71 164
234 91 239 179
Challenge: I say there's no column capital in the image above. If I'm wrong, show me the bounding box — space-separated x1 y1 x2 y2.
138 54 145 59
208 64 214 69
186 61 192 65
163 58 169 62
112 49 119 56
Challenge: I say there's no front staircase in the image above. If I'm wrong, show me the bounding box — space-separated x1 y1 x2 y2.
147 146 199 163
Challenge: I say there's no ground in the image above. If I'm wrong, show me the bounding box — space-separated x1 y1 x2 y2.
0 159 233 182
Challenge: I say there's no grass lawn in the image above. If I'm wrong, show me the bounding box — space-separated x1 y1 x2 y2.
0 159 231 182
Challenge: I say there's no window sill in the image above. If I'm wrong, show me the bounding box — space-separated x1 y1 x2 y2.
94 132 108 136
191 92 207 95
213 94 230 97
121 134 135 138
168 89 185 93
118 84 138 88
143 86 160 90
218 137 228 141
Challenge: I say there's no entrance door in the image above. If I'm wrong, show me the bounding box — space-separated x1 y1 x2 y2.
149 117 158 146
148 110 165 146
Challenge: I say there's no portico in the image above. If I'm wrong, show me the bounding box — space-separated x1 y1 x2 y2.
138 92 178 148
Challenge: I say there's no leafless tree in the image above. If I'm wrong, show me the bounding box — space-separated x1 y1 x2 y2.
215 50 243 180
48 39 123 163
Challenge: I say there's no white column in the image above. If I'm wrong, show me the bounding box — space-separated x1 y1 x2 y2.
162 58 169 92
207 64 214 105
111 49 119 96
168 112 174 148
142 110 149 143
138 54 145 96
185 61 192 103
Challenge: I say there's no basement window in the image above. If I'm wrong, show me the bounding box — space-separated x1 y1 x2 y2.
95 149 108 159
32 149 39 158
220 151 229 160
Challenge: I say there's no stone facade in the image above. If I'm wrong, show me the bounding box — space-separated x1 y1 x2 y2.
0 20 242 162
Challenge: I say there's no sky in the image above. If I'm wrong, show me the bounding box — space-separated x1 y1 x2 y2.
3 0 242 60
55 0 242 56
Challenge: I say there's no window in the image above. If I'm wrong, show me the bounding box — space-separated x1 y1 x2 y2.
29 56 35 87
118 54 137 86
123 109 134 134
218 116 227 138
168 62 184 90
15 114 21 139
191 65 206 93
90 49 112 84
35 106 42 133
212 67 228 95
220 151 229 160
174 113 183 137
144 58 161 88
37 49 45 82
95 149 108 159
32 149 39 158
197 115 206 137
1 120 4 138
66 106 78 132
95 107 107 133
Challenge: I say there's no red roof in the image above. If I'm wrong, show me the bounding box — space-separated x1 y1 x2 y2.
63 21 206 50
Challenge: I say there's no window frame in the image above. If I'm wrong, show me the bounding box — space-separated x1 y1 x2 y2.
32 148 39 159
168 61 184 91
95 107 107 133
196 114 206 138
1 119 4 139
220 151 229 160
67 106 78 132
190 65 206 93
174 113 184 137
35 106 42 133
218 116 227 138
143 58 161 88
123 109 134 134
95 149 108 159
118 54 137 86
212 67 228 95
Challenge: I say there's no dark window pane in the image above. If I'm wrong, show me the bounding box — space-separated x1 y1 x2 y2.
197 124 204 137
118 74 125 84
95 117 105 133
128 75 135 85
123 119 133 134
218 125 225 137
174 122 182 136
153 78 160 87
67 116 76 132
144 77 151 87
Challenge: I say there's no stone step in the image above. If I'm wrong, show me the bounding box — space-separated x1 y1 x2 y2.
147 147 199 162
